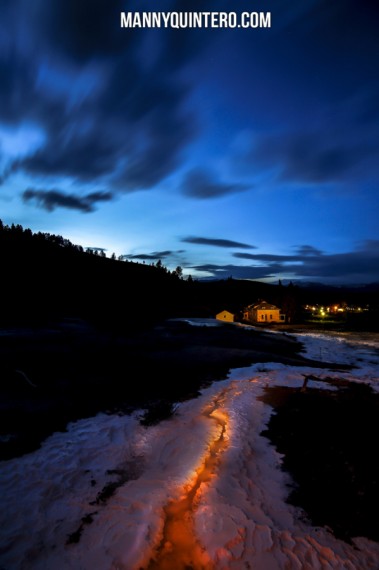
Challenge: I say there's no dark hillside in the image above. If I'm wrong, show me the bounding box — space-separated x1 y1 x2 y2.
1 220 378 328
0 221 185 326
0 221 281 325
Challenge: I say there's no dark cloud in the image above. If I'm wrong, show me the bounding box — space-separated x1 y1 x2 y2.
0 0 203 193
193 241 379 284
123 250 174 261
361 240 379 253
301 0 379 76
276 0 379 109
233 253 298 262
114 119 194 191
295 245 323 256
36 0 128 63
183 237 256 249
6 58 195 190
0 55 34 126
250 129 378 185
86 247 107 253
289 242 379 283
191 264 278 281
36 0 213 67
22 188 113 212
19 134 123 181
0 162 16 186
234 249 324 265
230 0 379 188
2 0 378 199
182 169 250 199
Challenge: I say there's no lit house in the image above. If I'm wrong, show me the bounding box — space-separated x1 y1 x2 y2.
244 301 284 324
216 310 235 322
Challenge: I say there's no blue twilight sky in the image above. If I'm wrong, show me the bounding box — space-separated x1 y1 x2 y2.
1 0 379 284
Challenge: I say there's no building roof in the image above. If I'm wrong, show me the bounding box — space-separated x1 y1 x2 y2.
216 309 235 316
252 301 279 311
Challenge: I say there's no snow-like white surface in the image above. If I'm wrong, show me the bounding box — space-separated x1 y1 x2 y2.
1 332 379 569
296 330 379 391
169 318 225 327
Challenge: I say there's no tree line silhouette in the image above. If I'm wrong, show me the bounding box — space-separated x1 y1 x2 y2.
1 219 377 328
0 220 286 325
0 220 188 326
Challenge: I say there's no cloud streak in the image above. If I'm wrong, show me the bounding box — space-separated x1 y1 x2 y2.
181 169 250 199
0 0 204 196
192 241 379 284
23 188 113 212
122 250 174 261
249 128 379 185
182 237 256 249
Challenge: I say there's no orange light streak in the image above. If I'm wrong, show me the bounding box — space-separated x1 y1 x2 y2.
146 401 230 570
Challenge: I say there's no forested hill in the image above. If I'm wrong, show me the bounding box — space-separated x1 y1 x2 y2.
3 221 377 328
0 221 186 325
0 221 280 326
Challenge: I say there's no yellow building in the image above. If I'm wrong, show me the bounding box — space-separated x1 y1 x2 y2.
216 310 235 322
244 301 284 323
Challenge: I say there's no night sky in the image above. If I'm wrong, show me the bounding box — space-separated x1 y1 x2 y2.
1 0 379 284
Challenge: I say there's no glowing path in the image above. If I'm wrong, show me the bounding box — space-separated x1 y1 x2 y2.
147 393 229 570
1 331 379 570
